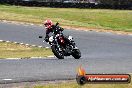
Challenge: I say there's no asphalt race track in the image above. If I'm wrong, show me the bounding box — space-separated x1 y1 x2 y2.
0 21 132 84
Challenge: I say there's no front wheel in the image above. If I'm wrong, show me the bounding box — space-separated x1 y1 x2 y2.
72 49 81 59
51 45 64 59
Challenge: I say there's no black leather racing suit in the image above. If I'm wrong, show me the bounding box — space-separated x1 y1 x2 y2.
44 25 70 44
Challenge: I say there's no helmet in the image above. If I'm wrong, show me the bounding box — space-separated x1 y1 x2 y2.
44 19 53 29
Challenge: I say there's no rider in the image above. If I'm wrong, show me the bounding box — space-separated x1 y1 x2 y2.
43 19 76 48
43 19 63 42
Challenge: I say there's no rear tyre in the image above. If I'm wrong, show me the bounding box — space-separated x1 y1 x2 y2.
51 45 64 59
72 49 81 59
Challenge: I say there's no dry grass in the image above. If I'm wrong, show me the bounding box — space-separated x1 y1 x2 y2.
34 82 132 88
0 42 53 58
0 5 132 32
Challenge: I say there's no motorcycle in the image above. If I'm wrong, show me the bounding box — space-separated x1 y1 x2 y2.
39 22 81 59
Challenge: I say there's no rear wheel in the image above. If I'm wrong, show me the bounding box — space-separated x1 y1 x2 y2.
72 49 81 59
51 45 64 59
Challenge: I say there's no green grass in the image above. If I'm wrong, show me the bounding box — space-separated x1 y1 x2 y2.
0 5 132 32
0 42 53 58
34 82 132 88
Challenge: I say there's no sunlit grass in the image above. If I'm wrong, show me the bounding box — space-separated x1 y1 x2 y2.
0 5 132 32
0 42 53 58
34 82 132 88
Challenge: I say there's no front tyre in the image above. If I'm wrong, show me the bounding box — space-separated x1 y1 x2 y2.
72 49 81 59
51 45 64 59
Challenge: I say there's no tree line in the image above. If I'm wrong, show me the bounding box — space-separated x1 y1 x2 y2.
0 0 132 9
97 0 132 9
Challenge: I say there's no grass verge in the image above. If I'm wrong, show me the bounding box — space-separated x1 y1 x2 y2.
0 5 132 32
34 81 132 88
0 42 52 58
